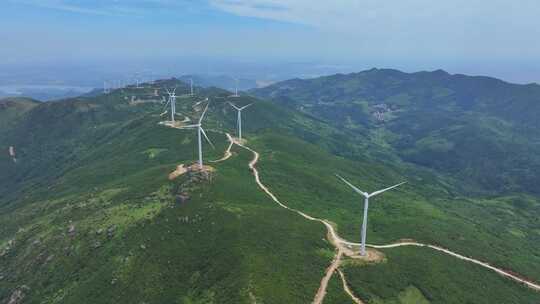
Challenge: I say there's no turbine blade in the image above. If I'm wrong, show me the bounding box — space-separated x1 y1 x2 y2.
240 103 254 110
177 124 199 129
161 100 171 112
228 101 240 111
199 101 210 123
335 174 368 197
200 128 215 149
369 182 407 197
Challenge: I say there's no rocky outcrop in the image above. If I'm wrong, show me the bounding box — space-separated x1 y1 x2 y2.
6 285 30 304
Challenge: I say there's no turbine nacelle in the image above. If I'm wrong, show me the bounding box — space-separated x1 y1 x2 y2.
228 102 254 112
336 174 406 198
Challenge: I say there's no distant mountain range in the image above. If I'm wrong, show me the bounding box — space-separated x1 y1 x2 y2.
178 74 262 92
0 86 94 101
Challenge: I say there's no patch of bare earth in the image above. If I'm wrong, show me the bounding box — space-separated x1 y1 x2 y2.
169 164 188 180
232 137 248 145
341 245 385 263
168 164 215 180
158 120 189 129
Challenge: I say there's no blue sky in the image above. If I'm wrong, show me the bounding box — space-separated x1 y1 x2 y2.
1 0 540 84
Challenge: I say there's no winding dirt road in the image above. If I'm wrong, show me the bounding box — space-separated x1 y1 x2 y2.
222 134 540 303
313 250 344 304
232 140 370 303
210 133 234 163
366 241 540 292
337 269 365 304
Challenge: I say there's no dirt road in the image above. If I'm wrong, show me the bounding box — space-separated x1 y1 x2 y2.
210 133 234 163
313 250 344 304
222 134 540 303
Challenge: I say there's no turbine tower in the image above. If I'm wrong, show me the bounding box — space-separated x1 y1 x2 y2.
190 78 194 96
228 102 253 140
336 175 406 256
178 101 214 169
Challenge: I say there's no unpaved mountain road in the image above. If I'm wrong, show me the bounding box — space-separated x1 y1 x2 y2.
313 250 344 304
366 241 540 292
210 133 234 163
220 134 540 303
337 269 365 304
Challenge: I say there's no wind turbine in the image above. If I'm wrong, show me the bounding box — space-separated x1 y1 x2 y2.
178 101 214 169
231 78 240 97
336 174 406 256
163 87 178 123
190 78 194 96
228 102 253 140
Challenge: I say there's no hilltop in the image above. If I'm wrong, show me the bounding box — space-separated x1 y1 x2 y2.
1 78 539 303
0 97 40 129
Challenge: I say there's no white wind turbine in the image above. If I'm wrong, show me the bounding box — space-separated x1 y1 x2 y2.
161 87 178 123
190 78 194 96
336 174 406 256
178 101 214 169
228 102 253 140
231 78 240 97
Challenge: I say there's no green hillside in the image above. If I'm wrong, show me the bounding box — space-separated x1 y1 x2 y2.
251 69 540 196
1 79 539 303
0 97 40 130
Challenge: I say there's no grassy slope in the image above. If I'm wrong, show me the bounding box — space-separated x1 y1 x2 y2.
1 82 539 303
248 132 540 282
0 85 348 303
344 247 538 304
0 97 40 129
0 120 336 303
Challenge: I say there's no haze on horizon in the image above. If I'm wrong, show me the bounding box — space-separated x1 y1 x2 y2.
1 0 539 85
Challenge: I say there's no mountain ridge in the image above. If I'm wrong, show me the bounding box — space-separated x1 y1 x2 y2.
251 68 540 195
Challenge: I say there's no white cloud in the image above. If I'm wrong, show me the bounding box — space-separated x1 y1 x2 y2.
209 0 540 33
9 0 195 16
208 0 540 59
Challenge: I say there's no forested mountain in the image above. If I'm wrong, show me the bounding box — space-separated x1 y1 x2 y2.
252 69 540 195
1 79 539 303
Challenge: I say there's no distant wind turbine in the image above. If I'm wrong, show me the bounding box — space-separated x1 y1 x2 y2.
178 101 214 169
228 102 253 140
231 78 240 97
190 78 194 96
336 174 406 256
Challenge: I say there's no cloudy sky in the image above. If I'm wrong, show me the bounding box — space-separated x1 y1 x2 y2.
1 0 539 83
